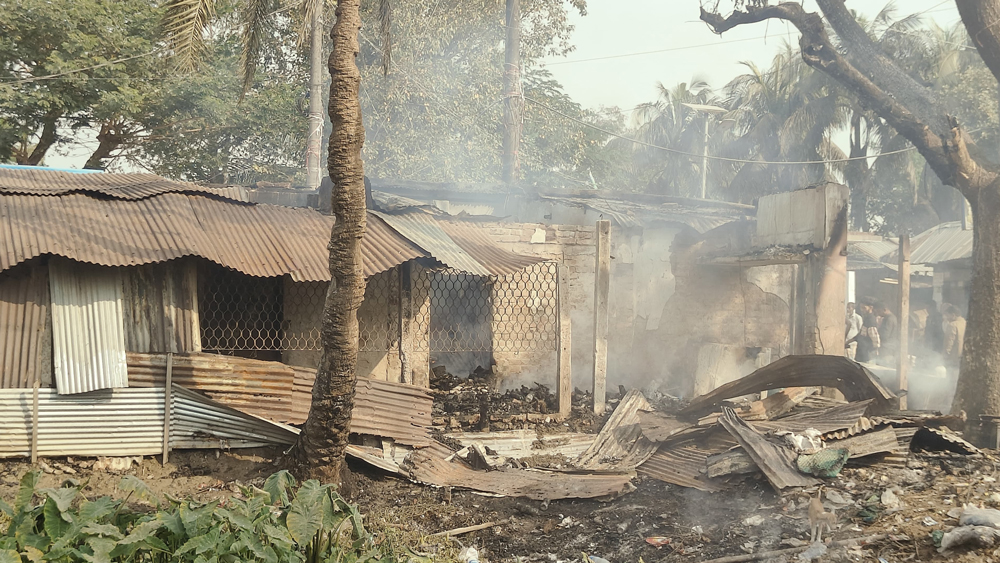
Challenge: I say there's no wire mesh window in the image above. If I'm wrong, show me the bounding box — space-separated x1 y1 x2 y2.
197 261 559 368
199 265 326 354
358 267 400 353
491 261 559 352
199 266 283 354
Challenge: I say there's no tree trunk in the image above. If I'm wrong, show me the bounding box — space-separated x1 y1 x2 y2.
297 0 367 482
952 183 1000 443
18 111 61 165
84 122 126 170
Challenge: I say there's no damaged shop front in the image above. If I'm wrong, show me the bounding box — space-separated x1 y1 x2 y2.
0 167 567 461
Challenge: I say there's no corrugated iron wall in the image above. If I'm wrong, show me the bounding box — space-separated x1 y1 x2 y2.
122 259 200 354
0 384 298 458
0 259 52 388
49 258 128 394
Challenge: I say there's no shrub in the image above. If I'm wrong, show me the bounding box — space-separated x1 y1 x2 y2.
0 469 395 563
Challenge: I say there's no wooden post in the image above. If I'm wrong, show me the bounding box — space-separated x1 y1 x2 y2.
501 0 523 185
897 234 910 410
593 220 611 415
30 378 39 464
557 263 572 418
399 263 413 384
162 352 173 464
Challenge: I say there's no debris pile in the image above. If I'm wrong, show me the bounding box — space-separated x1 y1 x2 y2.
430 365 605 433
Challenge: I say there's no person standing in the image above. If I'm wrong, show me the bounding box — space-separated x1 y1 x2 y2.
942 303 966 375
845 302 863 360
878 303 899 364
856 300 879 363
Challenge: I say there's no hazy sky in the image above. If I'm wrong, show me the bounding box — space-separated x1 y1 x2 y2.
541 0 962 114
49 0 963 168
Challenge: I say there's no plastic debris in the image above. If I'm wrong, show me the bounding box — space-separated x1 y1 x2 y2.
459 547 480 563
939 526 1000 552
644 537 672 547
797 448 850 478
959 506 1000 528
922 516 939 526
880 489 899 509
797 541 828 561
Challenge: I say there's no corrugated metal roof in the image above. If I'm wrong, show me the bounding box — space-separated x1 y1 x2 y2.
374 210 492 275
404 448 636 500
0 191 424 281
0 167 245 201
0 260 50 389
909 221 972 265
639 438 733 492
538 195 741 233
437 218 547 276
49 258 128 394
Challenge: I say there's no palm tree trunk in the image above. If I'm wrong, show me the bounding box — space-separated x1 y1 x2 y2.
298 0 367 482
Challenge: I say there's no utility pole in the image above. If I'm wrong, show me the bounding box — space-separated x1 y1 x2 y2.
501 0 523 184
306 5 325 190
681 103 726 199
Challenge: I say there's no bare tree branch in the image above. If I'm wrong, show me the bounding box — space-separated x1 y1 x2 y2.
700 2 993 194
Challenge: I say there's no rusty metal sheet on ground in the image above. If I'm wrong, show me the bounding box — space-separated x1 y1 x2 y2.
681 355 896 419
718 407 818 491
405 449 635 501
577 389 658 470
636 411 692 442
753 400 873 436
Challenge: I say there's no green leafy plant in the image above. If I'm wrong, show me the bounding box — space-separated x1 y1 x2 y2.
0 469 395 563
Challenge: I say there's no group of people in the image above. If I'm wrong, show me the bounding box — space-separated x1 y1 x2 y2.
845 298 966 374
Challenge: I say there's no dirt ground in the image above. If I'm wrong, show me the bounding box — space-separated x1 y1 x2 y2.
3 448 1000 562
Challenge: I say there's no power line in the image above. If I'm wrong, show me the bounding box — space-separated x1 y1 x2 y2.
2 49 164 84
523 95 921 166
542 36 774 67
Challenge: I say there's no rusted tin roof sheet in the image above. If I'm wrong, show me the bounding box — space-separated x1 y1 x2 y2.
351 377 433 446
0 191 423 280
436 218 546 276
289 369 433 446
681 355 896 419
0 167 244 201
170 384 298 448
719 407 818 491
577 390 659 470
908 221 972 265
404 449 636 500
0 260 51 389
639 440 733 492
49 258 129 394
374 210 491 275
127 352 296 423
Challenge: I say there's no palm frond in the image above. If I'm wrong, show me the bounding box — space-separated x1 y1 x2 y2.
298 0 324 49
163 0 216 71
239 0 273 100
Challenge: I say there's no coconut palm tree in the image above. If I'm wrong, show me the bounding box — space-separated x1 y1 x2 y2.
162 0 383 481
611 80 721 197
718 43 847 204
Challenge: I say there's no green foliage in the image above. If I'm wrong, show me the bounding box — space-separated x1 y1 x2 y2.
355 0 613 187
0 470 394 563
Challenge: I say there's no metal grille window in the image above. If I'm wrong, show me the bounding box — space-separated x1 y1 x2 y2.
429 270 492 353
491 261 559 352
358 267 400 353
199 266 283 352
